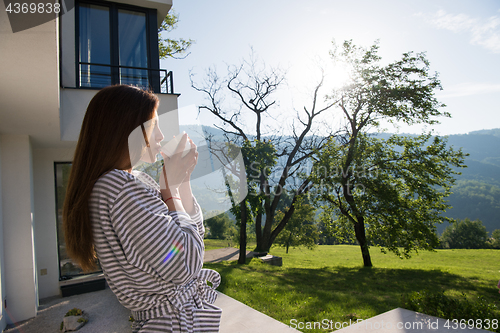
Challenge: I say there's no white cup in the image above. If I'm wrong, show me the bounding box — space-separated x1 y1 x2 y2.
160 133 191 158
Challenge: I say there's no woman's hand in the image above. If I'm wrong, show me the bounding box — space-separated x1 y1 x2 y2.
160 133 198 190
159 134 199 215
179 137 198 214
186 137 199 177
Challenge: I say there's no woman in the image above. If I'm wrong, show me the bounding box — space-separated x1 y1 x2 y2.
63 85 221 332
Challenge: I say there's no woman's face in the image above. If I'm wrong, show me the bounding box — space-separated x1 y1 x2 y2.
140 109 164 163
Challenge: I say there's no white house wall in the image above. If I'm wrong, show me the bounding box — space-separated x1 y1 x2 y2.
60 89 180 141
60 89 98 141
0 135 37 325
0 2 61 325
157 95 181 135
0 138 6 331
0 5 62 149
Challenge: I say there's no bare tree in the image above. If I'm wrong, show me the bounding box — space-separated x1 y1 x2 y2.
191 53 339 255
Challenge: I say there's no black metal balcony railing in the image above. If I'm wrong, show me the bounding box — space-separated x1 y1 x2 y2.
78 62 174 94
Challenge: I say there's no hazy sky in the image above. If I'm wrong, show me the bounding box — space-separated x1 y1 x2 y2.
161 0 500 136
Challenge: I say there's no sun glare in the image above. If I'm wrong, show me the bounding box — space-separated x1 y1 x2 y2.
329 63 352 88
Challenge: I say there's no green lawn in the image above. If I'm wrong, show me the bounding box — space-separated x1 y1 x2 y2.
203 245 500 332
203 239 236 250
203 239 256 251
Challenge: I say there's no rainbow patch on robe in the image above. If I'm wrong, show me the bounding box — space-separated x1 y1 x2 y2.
163 240 184 263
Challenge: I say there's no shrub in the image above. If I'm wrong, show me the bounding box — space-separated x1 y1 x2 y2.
64 308 83 317
204 212 236 240
488 229 500 249
440 218 488 249
401 290 499 332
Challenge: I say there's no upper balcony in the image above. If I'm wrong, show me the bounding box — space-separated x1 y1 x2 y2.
77 62 174 94
61 0 174 94
59 0 179 142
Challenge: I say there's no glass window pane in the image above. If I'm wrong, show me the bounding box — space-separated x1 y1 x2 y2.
118 9 148 88
55 163 101 279
79 4 111 88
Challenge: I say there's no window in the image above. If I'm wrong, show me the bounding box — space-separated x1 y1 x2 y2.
54 162 101 279
54 162 162 279
118 9 149 87
77 1 160 91
79 4 111 87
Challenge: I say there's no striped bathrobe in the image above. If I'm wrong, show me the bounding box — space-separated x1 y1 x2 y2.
89 169 221 332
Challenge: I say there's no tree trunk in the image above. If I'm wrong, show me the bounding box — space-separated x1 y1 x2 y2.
260 216 275 252
258 207 274 252
255 206 263 251
354 220 372 267
341 129 372 267
238 200 247 264
256 177 273 252
260 232 271 253
286 233 292 254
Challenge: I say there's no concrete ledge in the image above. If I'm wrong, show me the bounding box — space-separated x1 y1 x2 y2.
214 291 299 333
59 273 106 297
334 307 490 333
58 273 105 287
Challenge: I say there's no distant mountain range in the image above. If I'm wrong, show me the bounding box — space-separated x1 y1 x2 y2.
194 126 500 235
437 129 500 234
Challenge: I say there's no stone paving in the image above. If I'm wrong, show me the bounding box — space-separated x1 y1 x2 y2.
203 247 253 263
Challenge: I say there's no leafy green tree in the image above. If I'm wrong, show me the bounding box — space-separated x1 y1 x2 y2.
274 198 319 253
317 207 357 245
440 218 489 249
204 212 235 240
158 10 194 59
490 229 500 249
311 40 466 267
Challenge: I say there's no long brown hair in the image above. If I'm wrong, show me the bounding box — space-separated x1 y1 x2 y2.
63 85 159 271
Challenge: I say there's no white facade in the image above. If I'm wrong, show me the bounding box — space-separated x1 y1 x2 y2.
0 0 177 329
